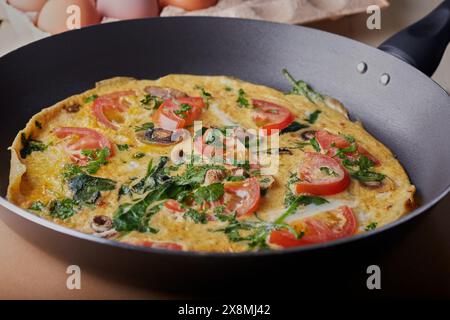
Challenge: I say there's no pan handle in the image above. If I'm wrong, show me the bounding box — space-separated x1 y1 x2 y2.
379 0 450 76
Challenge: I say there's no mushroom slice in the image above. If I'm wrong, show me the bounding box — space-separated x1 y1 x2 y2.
91 215 113 233
136 128 183 145
360 176 396 193
258 175 275 190
300 130 317 141
144 86 187 99
204 169 227 185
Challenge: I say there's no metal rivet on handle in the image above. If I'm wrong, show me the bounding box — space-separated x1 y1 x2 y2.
356 62 368 74
380 73 390 85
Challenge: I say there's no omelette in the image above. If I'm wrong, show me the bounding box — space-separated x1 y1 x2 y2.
7 72 416 252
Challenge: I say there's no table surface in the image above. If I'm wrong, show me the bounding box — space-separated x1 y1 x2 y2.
1 0 449 299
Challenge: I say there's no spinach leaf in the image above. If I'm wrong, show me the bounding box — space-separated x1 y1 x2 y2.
113 184 171 232
184 208 208 224
84 94 98 104
306 110 321 124
193 183 224 203
132 157 169 194
20 133 47 159
280 121 309 134
68 174 116 205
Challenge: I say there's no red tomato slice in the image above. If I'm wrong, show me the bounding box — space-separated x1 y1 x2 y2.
224 177 260 217
138 241 183 251
269 206 357 248
295 152 350 196
92 91 134 130
53 127 114 164
164 199 185 213
315 130 380 166
252 99 294 135
153 97 204 130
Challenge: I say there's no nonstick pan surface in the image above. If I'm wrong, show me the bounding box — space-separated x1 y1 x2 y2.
0 16 449 293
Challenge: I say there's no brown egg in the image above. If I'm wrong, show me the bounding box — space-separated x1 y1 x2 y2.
159 0 218 11
37 0 102 34
7 0 48 12
97 0 159 20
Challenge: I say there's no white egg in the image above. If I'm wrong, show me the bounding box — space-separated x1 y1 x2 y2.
7 0 47 12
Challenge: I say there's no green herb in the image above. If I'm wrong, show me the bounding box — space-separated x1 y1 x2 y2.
118 184 132 200
84 94 98 104
35 121 42 129
237 88 250 108
365 222 378 231
227 176 246 182
29 201 46 211
320 166 338 177
173 103 192 118
306 110 321 124
49 198 77 220
81 148 110 175
215 214 300 250
225 86 233 92
195 85 212 106
133 152 146 159
140 95 163 110
20 133 47 159
282 69 324 104
280 121 309 134
68 174 116 205
193 183 224 204
132 157 170 194
134 122 154 132
275 195 328 224
310 137 321 152
117 144 129 151
184 208 208 224
113 185 171 233
342 134 355 143
342 155 385 183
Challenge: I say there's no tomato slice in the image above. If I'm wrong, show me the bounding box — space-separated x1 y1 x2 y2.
92 91 134 130
53 127 114 164
315 130 380 166
295 152 350 196
138 241 183 251
153 97 204 130
164 199 185 213
252 99 295 135
224 177 260 217
269 206 357 248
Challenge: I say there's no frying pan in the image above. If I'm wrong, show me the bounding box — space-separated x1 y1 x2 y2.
0 1 449 296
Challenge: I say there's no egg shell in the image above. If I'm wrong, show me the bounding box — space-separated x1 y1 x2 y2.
97 0 159 20
159 0 218 11
7 0 48 12
37 0 102 34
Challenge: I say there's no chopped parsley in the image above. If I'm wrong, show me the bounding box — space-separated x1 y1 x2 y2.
84 94 98 104
173 103 192 119
184 208 208 224
117 144 129 151
133 152 146 159
193 183 224 204
276 195 329 224
29 201 46 211
225 86 233 92
236 88 250 108
320 166 338 177
141 95 163 110
49 198 77 220
20 133 47 159
282 69 324 104
342 155 385 183
310 137 321 152
134 122 154 132
195 85 212 106
365 222 378 231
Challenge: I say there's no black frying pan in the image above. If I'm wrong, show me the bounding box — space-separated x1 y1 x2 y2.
0 1 449 297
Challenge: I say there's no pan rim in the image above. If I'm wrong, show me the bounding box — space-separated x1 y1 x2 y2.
1 16 450 258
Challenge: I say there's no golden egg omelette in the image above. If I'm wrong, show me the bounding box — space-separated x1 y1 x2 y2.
7 72 416 252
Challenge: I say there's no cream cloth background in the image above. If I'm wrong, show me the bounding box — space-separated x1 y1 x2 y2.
0 0 388 57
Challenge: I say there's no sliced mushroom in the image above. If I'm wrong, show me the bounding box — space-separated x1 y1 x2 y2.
300 130 317 141
230 167 245 177
136 128 183 145
278 148 293 155
258 175 275 189
204 169 227 185
91 215 113 233
144 86 187 99
360 176 395 193
63 103 81 113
